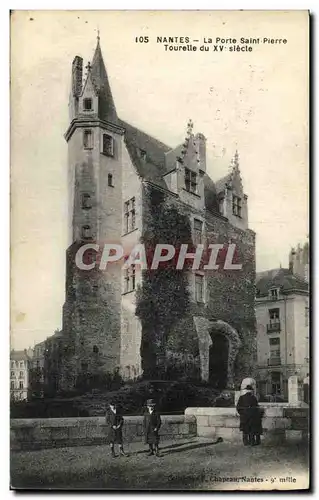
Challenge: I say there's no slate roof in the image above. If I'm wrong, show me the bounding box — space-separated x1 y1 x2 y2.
10 349 31 361
256 268 309 297
90 39 118 124
90 39 230 214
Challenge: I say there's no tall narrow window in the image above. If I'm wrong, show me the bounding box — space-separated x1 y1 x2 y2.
232 195 242 217
10 381 14 389
124 197 136 233
193 219 203 244
108 174 114 187
124 265 136 293
305 306 309 327
102 134 114 156
83 129 93 149
81 225 92 240
195 274 204 303
81 193 92 209
19 381 24 389
83 98 92 111
185 168 197 194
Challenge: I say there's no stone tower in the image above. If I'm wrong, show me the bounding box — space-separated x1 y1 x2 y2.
62 37 124 389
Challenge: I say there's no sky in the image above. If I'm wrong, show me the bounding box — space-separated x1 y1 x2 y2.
10 10 309 350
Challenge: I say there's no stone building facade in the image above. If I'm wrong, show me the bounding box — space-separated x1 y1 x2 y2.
10 349 32 401
255 267 309 399
60 37 256 391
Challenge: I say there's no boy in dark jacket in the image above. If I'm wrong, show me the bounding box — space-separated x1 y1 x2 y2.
105 402 127 457
236 385 263 446
143 399 162 457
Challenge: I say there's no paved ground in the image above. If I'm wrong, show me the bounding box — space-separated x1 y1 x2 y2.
11 437 309 491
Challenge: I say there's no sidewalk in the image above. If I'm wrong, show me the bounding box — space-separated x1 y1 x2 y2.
11 437 309 491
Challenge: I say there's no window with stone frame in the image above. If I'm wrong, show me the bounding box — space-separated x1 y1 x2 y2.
124 197 136 233
19 381 24 389
269 308 280 324
124 265 136 293
232 195 242 217
81 225 92 240
195 274 205 303
19 371 24 378
83 98 92 111
102 133 114 156
81 193 92 209
185 168 197 194
11 371 15 377
193 218 203 244
269 337 280 359
83 129 93 149
10 381 15 389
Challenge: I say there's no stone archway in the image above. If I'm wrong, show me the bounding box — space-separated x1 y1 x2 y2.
193 316 241 388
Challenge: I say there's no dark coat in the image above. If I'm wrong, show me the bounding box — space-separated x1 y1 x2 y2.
236 392 263 435
143 411 161 445
105 410 124 444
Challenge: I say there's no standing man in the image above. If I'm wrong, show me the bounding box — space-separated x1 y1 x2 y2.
143 399 162 457
236 385 263 446
105 401 127 457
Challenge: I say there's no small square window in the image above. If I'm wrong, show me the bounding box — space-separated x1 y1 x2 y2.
82 225 92 240
83 130 93 149
102 134 114 157
83 98 92 111
82 193 92 209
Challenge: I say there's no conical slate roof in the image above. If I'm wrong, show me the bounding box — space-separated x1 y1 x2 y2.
90 39 118 124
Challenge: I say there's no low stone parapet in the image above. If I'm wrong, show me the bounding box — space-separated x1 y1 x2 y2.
10 414 197 451
185 406 309 444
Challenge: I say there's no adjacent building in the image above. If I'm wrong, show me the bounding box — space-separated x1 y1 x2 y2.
10 349 32 401
255 267 309 399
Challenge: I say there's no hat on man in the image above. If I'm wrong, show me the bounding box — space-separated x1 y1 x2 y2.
146 399 156 406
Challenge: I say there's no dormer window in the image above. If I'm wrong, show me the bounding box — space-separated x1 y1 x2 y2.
269 288 279 300
139 149 147 160
185 168 197 194
83 98 92 111
232 195 242 217
102 134 114 157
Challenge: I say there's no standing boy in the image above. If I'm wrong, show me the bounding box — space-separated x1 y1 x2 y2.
105 401 127 457
143 399 162 457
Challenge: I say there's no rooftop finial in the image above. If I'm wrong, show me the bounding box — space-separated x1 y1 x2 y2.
234 149 239 168
187 118 194 136
97 26 100 43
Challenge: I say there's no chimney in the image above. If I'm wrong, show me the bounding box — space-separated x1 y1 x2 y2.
72 56 83 97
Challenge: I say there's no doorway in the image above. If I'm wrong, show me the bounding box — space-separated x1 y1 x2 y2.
209 333 229 389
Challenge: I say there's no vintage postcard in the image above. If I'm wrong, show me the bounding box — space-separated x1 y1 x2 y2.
10 10 309 491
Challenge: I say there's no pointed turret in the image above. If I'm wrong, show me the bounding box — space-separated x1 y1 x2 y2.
90 36 118 124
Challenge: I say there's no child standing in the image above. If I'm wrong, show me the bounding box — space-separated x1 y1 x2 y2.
105 401 127 457
143 399 162 457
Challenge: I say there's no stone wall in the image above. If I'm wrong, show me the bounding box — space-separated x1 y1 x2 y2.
10 415 197 451
185 406 309 444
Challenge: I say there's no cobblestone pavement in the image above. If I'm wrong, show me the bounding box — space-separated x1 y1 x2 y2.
11 437 309 491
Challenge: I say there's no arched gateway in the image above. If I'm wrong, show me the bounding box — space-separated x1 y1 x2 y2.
193 316 241 389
